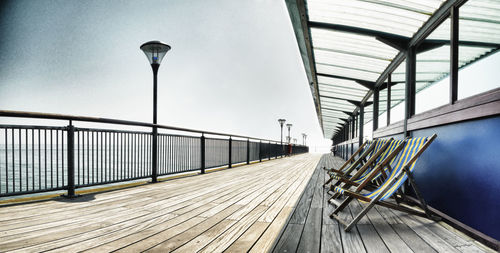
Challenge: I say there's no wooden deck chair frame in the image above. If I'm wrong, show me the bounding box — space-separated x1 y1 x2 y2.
327 138 401 201
323 140 370 174
330 134 438 232
323 140 377 188
326 138 394 198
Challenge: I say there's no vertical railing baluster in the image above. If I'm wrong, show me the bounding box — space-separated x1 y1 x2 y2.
32 129 34 191
25 129 28 191
92 131 95 184
56 130 59 188
50 130 53 189
4 129 8 193
86 131 89 184
62 129 65 186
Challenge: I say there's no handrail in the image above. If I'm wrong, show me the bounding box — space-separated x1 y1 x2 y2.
0 109 309 198
0 110 299 144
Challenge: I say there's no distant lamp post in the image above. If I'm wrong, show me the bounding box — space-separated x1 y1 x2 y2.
140 40 171 183
302 133 307 145
286 123 293 144
278 119 286 157
278 119 286 144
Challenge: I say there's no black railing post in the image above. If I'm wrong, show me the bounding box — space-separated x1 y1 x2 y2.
246 139 250 164
275 142 278 159
65 121 76 198
201 133 205 174
268 141 271 160
228 136 232 168
259 140 262 162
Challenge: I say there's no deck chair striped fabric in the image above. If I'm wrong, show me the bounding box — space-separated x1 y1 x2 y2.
325 138 393 192
330 134 437 232
351 139 405 185
329 139 395 183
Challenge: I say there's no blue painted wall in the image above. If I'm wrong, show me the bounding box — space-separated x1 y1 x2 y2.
411 116 500 240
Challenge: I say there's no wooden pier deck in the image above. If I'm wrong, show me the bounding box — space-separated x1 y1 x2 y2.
273 155 492 253
0 154 321 252
0 154 492 252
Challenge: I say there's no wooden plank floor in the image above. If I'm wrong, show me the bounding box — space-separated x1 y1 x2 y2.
272 155 494 253
0 154 322 252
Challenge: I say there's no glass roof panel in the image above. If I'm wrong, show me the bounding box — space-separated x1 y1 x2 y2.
307 0 443 37
314 49 390 73
311 28 399 60
321 98 357 104
316 64 380 81
319 87 367 98
319 84 367 93
317 76 369 90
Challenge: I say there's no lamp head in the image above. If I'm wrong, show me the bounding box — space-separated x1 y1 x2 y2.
286 123 293 128
140 40 171 65
278 119 286 126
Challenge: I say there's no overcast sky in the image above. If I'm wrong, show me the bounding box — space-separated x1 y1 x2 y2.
0 0 331 150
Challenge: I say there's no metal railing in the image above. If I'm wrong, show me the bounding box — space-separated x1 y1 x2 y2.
0 110 309 197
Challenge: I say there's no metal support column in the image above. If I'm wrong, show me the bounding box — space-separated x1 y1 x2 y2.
359 105 364 147
354 115 358 138
387 74 391 126
373 88 379 131
405 46 416 137
450 6 459 104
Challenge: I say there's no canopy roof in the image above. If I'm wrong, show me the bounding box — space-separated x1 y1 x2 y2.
285 0 500 139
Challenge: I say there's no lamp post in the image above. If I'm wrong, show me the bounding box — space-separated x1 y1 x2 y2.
278 119 286 144
140 40 171 183
278 119 286 157
302 133 307 145
286 123 292 144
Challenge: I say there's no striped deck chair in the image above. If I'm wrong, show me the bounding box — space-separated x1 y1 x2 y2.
330 134 437 232
327 139 404 201
322 140 378 188
323 140 371 174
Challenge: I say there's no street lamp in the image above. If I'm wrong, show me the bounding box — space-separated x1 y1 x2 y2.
140 40 171 183
286 123 292 144
302 133 307 145
278 119 286 158
278 119 286 144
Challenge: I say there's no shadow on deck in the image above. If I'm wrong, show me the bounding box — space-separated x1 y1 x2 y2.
272 155 492 253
